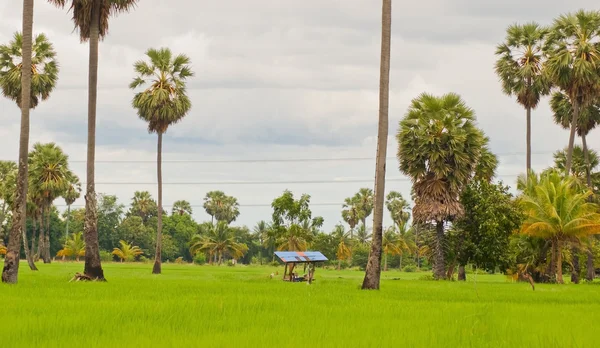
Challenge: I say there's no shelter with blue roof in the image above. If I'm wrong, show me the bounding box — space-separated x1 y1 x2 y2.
274 251 328 284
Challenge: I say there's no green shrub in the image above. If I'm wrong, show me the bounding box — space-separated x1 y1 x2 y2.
351 245 370 271
418 274 435 281
403 265 416 273
193 253 206 265
270 260 279 267
99 250 113 262
227 260 235 267
337 260 350 270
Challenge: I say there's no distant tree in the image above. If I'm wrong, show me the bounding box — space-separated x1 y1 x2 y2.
62 173 81 240
354 188 373 231
203 191 240 224
190 221 248 265
341 196 360 238
332 225 351 270
128 191 157 224
118 216 154 256
97 194 125 251
253 220 268 264
112 240 143 262
385 191 410 229
57 231 86 262
382 227 402 272
172 200 192 216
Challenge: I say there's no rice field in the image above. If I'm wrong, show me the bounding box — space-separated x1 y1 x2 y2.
2 262 599 347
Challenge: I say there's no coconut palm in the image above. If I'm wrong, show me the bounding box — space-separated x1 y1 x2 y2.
397 93 492 279
2 0 37 283
130 47 193 274
518 171 600 283
544 10 600 174
382 227 402 272
112 240 143 262
385 191 410 230
49 0 139 281
341 196 361 238
0 31 59 109
332 225 351 270
57 232 86 261
354 225 372 246
189 222 248 265
495 22 550 174
172 200 192 216
63 174 81 240
550 92 600 188
277 224 312 252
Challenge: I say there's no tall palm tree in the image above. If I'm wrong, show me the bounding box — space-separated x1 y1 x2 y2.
189 221 248 265
355 188 374 231
172 200 192 216
332 225 351 270
203 191 239 224
341 196 360 238
518 171 600 283
112 240 143 262
63 174 81 240
544 10 600 174
397 93 491 280
2 0 36 283
385 191 410 229
130 47 193 274
57 231 86 261
495 22 550 174
49 0 140 281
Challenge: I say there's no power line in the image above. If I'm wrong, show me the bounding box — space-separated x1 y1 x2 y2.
54 203 343 208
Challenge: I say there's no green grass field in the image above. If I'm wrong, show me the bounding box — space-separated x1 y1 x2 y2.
3 262 600 347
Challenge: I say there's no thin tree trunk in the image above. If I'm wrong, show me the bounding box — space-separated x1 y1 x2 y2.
22 222 37 271
37 209 44 261
458 265 466 281
153 132 163 274
526 105 531 175
571 246 580 284
361 0 391 291
83 0 105 281
434 220 446 280
399 254 402 270
582 133 593 189
65 204 71 240
2 0 34 284
565 101 580 174
30 213 36 258
383 253 388 271
586 248 595 281
44 208 51 263
550 237 557 282
556 240 564 284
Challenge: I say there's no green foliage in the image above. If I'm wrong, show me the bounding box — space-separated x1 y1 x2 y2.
171 200 192 216
403 265 417 273
189 221 248 264
127 191 157 224
351 244 370 270
99 250 113 262
118 215 154 256
385 191 410 229
97 194 125 251
203 191 240 224
193 252 206 265
57 231 86 261
112 240 144 262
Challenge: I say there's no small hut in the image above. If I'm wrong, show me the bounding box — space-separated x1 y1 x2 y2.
274 251 328 284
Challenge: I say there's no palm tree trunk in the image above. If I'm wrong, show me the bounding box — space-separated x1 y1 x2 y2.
565 101 580 174
556 240 564 284
582 133 593 188
44 208 51 263
571 246 580 284
30 213 36 258
526 105 531 175
458 265 466 281
2 0 34 284
37 209 44 261
361 0 391 291
550 237 557 282
65 204 71 240
586 248 595 281
22 222 37 271
152 132 164 275
337 259 341 270
399 254 402 270
434 220 446 280
383 253 388 271
83 0 105 281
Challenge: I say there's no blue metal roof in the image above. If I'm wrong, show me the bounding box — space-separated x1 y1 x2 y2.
274 251 328 263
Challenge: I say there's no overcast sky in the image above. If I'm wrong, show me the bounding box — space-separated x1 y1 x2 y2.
0 0 597 231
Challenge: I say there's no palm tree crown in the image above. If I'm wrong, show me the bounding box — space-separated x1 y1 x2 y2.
0 31 59 109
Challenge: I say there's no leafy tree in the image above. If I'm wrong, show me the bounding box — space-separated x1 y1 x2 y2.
397 93 496 279
203 191 240 224
0 161 17 244
382 227 402 272
385 191 410 229
271 190 315 251
118 216 154 256
162 213 198 261
189 221 248 265
495 22 550 173
544 10 600 174
130 47 193 274
112 240 143 262
172 200 192 216
518 170 600 283
97 194 124 251
354 188 373 231
453 181 523 281
554 145 599 183
57 231 86 261
253 220 268 264
50 0 139 281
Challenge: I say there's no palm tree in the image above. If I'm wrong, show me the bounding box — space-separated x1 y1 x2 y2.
0 161 17 245
203 191 240 225
189 222 248 265
518 171 600 283
544 10 600 174
28 142 71 263
2 0 37 283
397 93 492 279
495 22 550 174
128 191 157 224
63 174 81 240
385 191 410 229
112 240 143 262
550 92 600 188
172 200 192 216
382 227 401 272
341 196 360 238
57 232 86 261
253 220 268 264
130 47 193 275
49 0 139 281
332 225 351 270
354 225 372 246
355 188 374 231
277 224 312 252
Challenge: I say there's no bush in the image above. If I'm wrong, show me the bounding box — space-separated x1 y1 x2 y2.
270 260 280 267
193 253 206 265
227 260 235 267
351 245 370 271
403 265 416 273
99 250 113 262
139 256 150 264
175 257 184 264
337 260 350 270
418 274 435 281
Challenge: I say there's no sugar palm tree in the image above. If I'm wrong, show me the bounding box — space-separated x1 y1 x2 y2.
397 93 491 279
112 240 143 262
172 200 192 216
57 231 86 261
495 22 550 174
189 222 248 265
544 10 600 174
203 191 239 225
130 47 193 274
385 191 410 230
128 191 157 224
49 0 139 281
332 225 351 270
554 146 599 185
550 92 600 188
355 188 374 231
341 196 361 238
2 0 38 283
518 171 600 283
63 174 81 240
